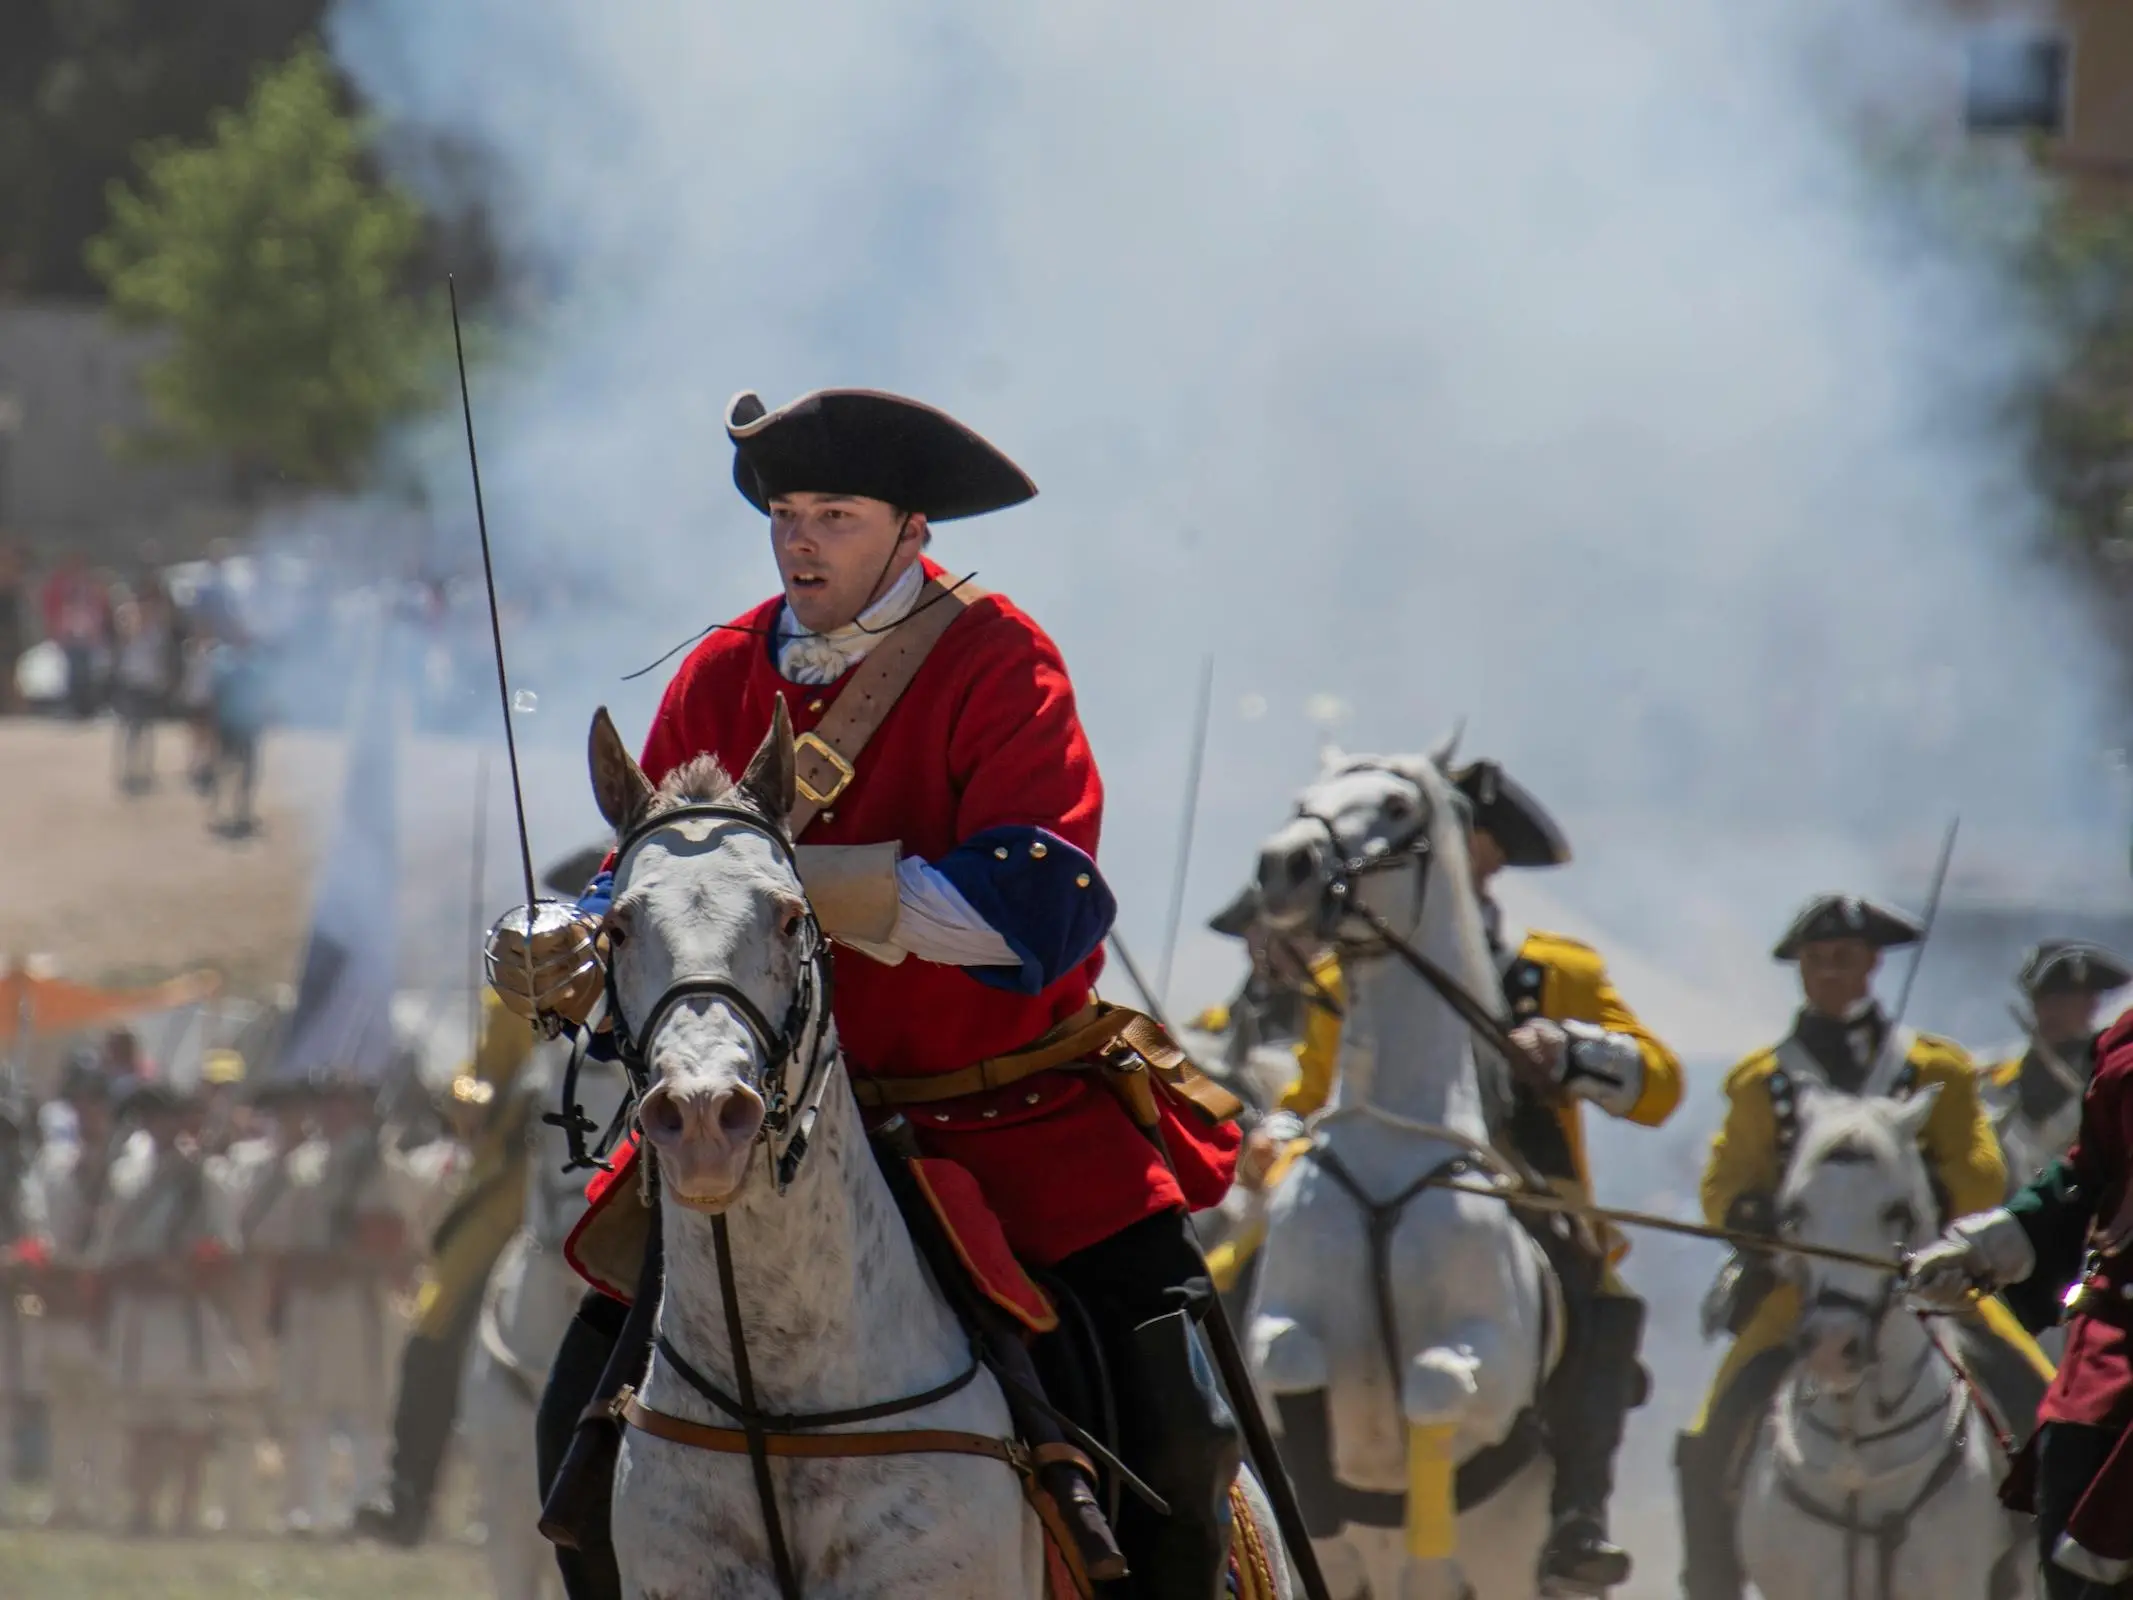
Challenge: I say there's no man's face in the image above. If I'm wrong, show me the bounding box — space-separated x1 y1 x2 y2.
768 492 925 634
1467 827 1507 891
1798 938 1880 1017
2034 990 2099 1044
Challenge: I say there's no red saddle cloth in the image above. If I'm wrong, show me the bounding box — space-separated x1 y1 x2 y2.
906 1156 1056 1335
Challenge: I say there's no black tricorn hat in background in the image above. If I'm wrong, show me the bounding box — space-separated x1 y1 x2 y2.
727 389 1037 522
542 843 611 900
1772 894 1922 961
2018 940 2133 999
1453 761 1571 869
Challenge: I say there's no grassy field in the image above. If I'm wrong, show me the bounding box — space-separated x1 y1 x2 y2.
0 1525 490 1600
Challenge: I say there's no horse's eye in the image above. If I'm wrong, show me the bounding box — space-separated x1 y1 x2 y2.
1776 1201 1806 1234
1384 794 1411 819
780 909 806 941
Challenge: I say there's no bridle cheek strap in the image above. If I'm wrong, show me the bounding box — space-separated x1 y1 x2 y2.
604 800 837 1192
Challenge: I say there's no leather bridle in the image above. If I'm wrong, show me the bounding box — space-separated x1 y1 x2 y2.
604 800 837 1195
1292 767 1528 1070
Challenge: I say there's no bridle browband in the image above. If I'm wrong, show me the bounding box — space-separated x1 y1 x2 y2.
605 799 838 1194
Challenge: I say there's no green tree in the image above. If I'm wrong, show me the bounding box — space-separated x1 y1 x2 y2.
87 41 434 487
0 1 331 295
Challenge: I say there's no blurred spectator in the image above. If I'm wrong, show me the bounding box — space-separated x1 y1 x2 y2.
208 635 270 838
40 553 110 717
112 573 177 794
188 541 243 646
101 1028 146 1092
0 542 24 714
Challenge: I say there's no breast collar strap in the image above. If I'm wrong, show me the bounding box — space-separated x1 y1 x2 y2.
605 801 838 1194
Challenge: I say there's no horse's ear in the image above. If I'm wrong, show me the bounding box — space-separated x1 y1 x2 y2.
741 697 796 823
1318 743 1348 777
1428 717 1466 774
589 707 655 832
1887 1082 1942 1141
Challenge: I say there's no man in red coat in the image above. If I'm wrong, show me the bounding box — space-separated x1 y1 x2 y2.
511 389 1241 1599
1910 1008 2133 1598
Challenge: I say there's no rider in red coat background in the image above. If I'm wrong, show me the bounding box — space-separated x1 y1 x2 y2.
517 389 1241 1600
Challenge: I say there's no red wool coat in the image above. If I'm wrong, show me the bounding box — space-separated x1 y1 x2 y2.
595 560 1235 1266
2037 1017 2133 1434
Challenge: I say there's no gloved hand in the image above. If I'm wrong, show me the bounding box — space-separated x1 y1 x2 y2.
795 842 902 947
1905 1209 2036 1312
484 900 604 1027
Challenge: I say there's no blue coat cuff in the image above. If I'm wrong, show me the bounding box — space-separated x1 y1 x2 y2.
932 826 1116 995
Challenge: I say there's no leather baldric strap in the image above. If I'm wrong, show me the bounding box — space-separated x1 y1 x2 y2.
787 577 988 839
617 1389 1093 1475
846 1000 1243 1124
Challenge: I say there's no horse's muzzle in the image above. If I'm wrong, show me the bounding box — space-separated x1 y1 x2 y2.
639 1079 766 1209
1255 827 1327 929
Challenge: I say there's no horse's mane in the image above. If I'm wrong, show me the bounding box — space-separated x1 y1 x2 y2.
651 754 738 809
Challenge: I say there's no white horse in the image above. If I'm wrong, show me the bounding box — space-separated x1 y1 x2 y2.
1740 1086 2032 1600
464 1043 633 1600
1248 753 1558 1600
586 705 1291 1600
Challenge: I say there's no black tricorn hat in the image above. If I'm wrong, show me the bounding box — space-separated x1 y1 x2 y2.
542 843 610 899
1453 761 1570 869
1207 884 1264 939
1772 894 1922 961
727 390 1037 522
2018 940 2133 999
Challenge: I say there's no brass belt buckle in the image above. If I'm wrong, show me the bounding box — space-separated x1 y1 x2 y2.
793 732 856 806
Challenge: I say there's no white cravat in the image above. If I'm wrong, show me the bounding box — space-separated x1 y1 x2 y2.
774 563 926 685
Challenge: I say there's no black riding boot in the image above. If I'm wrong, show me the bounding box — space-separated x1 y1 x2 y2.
2034 1422 2123 1600
1675 1430 1743 1600
1117 1310 1241 1600
352 1323 473 1546
537 1290 628 1600
1541 1294 1645 1594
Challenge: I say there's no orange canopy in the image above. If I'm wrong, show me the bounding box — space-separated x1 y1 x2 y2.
0 961 222 1045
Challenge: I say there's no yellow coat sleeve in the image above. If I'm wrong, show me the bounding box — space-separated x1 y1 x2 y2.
471 989 538 1092
1526 932 1683 1127
1910 1037 2006 1221
1277 955 1346 1117
1702 1052 1782 1229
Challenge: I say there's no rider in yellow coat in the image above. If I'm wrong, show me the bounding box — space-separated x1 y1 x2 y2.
1260 758 1680 1594
1676 893 2056 1600
355 845 606 1547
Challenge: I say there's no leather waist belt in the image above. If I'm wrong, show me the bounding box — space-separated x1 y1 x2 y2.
847 1001 1241 1125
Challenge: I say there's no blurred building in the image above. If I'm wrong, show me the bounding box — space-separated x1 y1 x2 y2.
1958 0 2133 177
0 302 246 561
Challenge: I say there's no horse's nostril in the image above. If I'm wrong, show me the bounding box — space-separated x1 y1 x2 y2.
1285 845 1315 886
714 1088 764 1142
642 1088 686 1143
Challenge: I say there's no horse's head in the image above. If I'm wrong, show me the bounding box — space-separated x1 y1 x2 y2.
588 700 832 1212
1778 1084 1940 1392
1255 748 1481 961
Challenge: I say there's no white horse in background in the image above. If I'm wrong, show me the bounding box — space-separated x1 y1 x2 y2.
1249 752 1558 1600
463 1042 632 1600
1740 1086 2032 1600
584 705 1292 1599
